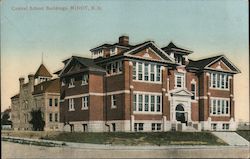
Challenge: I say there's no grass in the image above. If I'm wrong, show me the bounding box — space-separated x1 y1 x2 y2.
2 130 227 146
236 130 250 141
43 132 226 146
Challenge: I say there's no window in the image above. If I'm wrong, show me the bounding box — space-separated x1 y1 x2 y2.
226 101 229 114
139 123 144 131
222 123 229 130
82 96 89 110
133 62 137 80
156 65 161 81
69 78 75 88
138 95 143 111
82 74 88 85
49 113 53 122
152 123 156 131
221 100 225 114
69 98 75 111
138 62 143 80
210 98 230 116
111 95 117 108
132 62 161 82
107 61 123 75
144 95 149 111
144 64 149 81
191 84 196 100
150 64 155 81
110 47 117 56
49 98 53 107
212 100 216 115
133 93 162 113
210 73 229 90
83 124 88 132
134 123 144 132
211 123 217 130
151 96 155 112
112 62 117 73
221 74 225 88
55 98 58 107
118 61 123 72
217 100 221 115
212 73 216 88
112 123 116 132
175 73 184 88
152 123 161 131
133 94 137 111
55 113 58 122
156 96 161 112
157 123 161 131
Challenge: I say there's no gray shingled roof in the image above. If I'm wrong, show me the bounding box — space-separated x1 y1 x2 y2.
162 42 193 55
187 55 223 69
73 56 106 72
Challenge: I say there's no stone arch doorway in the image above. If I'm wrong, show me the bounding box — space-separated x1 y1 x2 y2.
175 104 187 124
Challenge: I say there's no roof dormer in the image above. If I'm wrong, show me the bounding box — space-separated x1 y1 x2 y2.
162 42 193 65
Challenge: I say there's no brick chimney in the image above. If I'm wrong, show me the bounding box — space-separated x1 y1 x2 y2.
28 74 35 92
119 36 129 46
19 77 24 92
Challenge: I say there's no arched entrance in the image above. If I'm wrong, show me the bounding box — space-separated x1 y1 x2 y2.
175 104 187 124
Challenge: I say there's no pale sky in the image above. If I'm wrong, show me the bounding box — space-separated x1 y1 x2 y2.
1 0 249 122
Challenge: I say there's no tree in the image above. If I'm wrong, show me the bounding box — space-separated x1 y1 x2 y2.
1 113 11 125
29 109 45 131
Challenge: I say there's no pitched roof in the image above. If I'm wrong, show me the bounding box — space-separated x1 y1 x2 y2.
123 41 175 64
90 43 133 52
73 56 106 72
59 56 106 77
35 64 52 78
162 42 193 54
33 78 60 95
187 55 223 69
187 55 240 73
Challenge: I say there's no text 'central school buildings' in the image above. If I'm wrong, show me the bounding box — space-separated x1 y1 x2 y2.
57 36 240 132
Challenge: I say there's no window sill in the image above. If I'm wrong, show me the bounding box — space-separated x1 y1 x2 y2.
81 83 88 86
210 114 230 117
106 72 123 77
133 80 162 84
81 107 88 110
209 87 230 91
68 85 75 88
68 109 75 111
133 111 162 115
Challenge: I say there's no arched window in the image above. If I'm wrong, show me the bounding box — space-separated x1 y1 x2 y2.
176 104 184 111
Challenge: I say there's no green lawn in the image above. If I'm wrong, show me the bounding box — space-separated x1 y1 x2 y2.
236 130 250 141
43 132 226 146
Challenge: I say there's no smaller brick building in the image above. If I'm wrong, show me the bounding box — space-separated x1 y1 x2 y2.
11 64 61 131
58 36 240 132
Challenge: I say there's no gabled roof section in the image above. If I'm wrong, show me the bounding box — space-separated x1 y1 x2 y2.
124 41 175 64
59 56 106 77
187 55 241 73
35 64 52 78
33 78 60 95
162 42 193 55
170 88 193 97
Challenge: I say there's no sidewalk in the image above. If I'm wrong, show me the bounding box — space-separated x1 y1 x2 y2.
2 135 249 150
212 132 249 146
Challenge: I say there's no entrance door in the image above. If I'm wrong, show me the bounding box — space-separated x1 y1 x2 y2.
175 104 187 124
